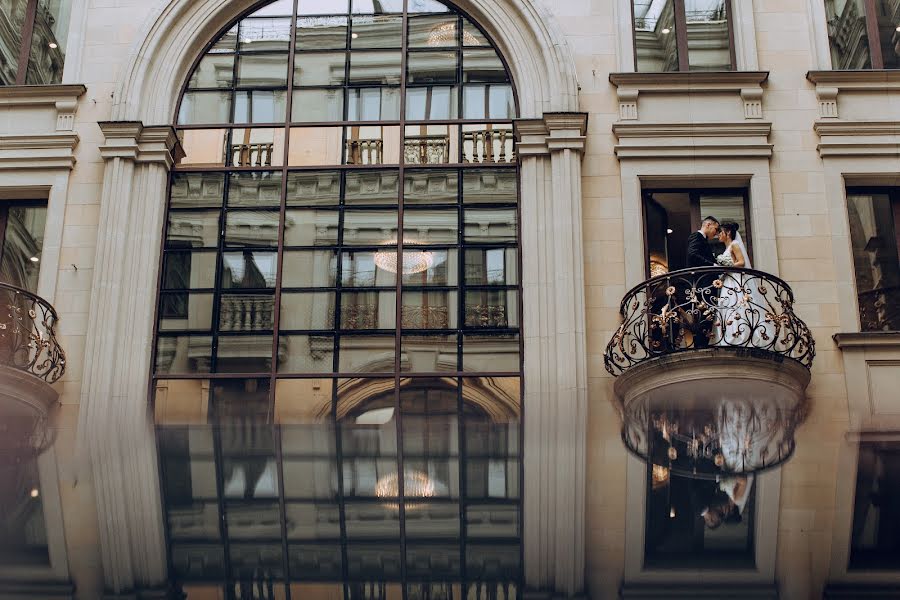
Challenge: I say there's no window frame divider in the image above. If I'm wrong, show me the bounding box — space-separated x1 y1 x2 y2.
15 0 40 85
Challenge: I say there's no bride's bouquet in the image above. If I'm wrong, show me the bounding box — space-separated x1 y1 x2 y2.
716 253 734 267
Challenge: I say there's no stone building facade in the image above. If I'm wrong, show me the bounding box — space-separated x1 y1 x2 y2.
0 0 898 599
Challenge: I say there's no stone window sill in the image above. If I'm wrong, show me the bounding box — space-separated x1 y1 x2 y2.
833 331 900 349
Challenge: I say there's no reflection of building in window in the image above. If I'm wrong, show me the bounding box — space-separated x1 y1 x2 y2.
0 0 70 86
850 442 900 569
826 0 900 69
632 0 734 72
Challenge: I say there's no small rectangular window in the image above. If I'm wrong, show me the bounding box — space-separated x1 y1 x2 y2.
846 188 900 331
632 0 735 72
825 0 900 69
0 202 47 293
850 442 900 569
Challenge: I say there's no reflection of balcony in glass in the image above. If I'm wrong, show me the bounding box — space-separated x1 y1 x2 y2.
404 134 450 165
347 139 384 165
858 285 900 331
231 142 275 167
463 128 514 164
219 295 274 332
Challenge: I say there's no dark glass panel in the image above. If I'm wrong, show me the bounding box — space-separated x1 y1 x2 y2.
0 204 46 292
24 0 71 85
464 208 517 243
288 546 344 579
228 171 283 207
296 16 349 50
406 543 460 578
170 172 226 208
404 501 460 538
633 0 680 72
346 544 402 579
171 544 226 579
464 248 518 286
0 456 48 565
344 502 401 538
404 170 458 204
850 442 900 569
465 545 520 581
466 504 519 538
221 251 278 289
285 502 342 538
463 169 518 204
211 378 271 421
284 209 341 246
282 249 339 287
341 250 398 287
229 543 284 579
461 333 520 373
464 290 518 328
401 291 457 329
159 293 215 332
408 51 458 84
847 193 900 332
339 291 397 329
166 210 221 249
281 291 337 330
224 210 281 247
278 334 336 373
0 0 27 85
225 502 281 538
155 335 213 374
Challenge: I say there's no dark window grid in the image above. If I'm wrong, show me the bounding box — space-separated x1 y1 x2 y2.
631 0 737 72
7 0 39 86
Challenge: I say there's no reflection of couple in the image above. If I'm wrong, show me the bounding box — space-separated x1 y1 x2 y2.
700 475 754 530
686 216 755 347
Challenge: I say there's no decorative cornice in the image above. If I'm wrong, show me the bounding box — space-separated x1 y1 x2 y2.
833 331 900 349
0 133 80 170
609 71 769 121
807 70 900 118
0 85 87 132
98 122 184 167
613 121 773 159
514 112 588 156
814 121 900 158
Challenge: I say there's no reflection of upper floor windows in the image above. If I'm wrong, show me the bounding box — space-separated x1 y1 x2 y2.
0 0 71 85
825 0 900 69
632 0 736 71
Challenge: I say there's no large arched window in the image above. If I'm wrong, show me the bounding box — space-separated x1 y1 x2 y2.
152 1 522 598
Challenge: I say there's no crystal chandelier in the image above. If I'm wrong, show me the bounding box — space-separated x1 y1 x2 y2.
373 242 434 275
375 470 436 510
427 22 482 47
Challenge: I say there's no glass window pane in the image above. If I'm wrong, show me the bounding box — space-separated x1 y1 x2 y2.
211 27 238 53
220 251 278 289
343 210 399 245
825 0 872 69
0 204 46 292
408 15 457 48
299 0 349 15
405 125 457 165
850 442 900 569
284 209 340 246
154 382 212 425
188 54 235 88
282 250 338 287
236 53 289 87
24 0 72 85
342 250 398 287
288 127 345 166
464 208 517 243
402 249 457 286
276 379 335 427
159 293 215 332
404 209 458 245
685 0 732 70
171 173 225 208
465 248 518 286
462 18 489 47
230 128 285 167
216 335 274 372
406 543 460 578
171 544 225 579
463 169 518 204
405 170 458 205
0 0 27 85
874 0 900 68
346 544 402 579
352 0 404 13
338 336 396 372
238 18 292 51
180 129 229 166
278 334 336 373
289 547 344 579
155 335 213 374
466 504 518 538
463 49 507 83
339 291 397 329
345 125 402 165
281 291 337 330
166 210 221 249
178 91 232 125
218 293 275 331
162 251 218 290
401 334 458 372
402 291 457 329
294 51 347 86
346 170 400 205
464 290 518 328
234 90 288 123
847 193 900 331
406 86 459 120
228 171 282 207
291 88 344 122
296 16 348 50
349 50 402 84
462 124 515 163
0 456 48 564
347 87 401 120
224 210 280 247
408 51 458 84
465 545 519 580
408 0 451 13
351 15 403 47
633 0 680 72
285 502 342 538
225 502 281 538
229 543 284 579
462 334 519 372
287 171 341 206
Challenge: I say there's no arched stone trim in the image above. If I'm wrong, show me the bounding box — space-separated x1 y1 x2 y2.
91 1 586 597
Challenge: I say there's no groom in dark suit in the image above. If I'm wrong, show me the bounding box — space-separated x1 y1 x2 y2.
684 216 721 348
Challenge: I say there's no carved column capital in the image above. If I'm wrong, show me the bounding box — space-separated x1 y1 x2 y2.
514 112 589 156
99 121 184 167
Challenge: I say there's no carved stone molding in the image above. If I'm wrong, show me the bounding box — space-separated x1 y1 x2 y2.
98 122 184 168
0 133 80 170
0 85 86 132
814 120 900 157
610 71 769 122
808 70 900 119
613 121 773 159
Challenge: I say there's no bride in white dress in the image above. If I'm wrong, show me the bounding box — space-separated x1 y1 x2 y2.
714 222 753 346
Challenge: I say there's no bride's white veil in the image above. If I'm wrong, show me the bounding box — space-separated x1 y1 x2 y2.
733 231 751 269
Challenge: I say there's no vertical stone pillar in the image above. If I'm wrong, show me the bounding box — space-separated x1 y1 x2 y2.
81 122 182 598
515 113 589 600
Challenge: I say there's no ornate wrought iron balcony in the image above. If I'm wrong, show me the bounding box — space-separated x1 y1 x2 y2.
604 267 815 479
0 282 66 384
605 267 815 377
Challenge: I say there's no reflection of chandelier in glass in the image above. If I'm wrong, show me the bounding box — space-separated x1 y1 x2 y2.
374 242 434 275
428 22 482 47
375 470 436 509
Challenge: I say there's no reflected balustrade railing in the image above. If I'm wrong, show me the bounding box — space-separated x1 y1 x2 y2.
0 282 66 384
858 285 900 332
604 267 815 377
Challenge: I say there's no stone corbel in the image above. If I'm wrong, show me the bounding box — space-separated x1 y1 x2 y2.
514 112 589 156
55 99 79 132
816 86 839 119
741 87 764 119
98 122 184 166
617 88 640 121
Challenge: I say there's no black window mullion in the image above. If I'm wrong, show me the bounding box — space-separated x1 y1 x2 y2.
674 0 690 72
724 0 738 70
15 0 40 85
864 0 886 69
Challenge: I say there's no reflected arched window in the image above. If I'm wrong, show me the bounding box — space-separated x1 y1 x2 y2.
153 1 522 597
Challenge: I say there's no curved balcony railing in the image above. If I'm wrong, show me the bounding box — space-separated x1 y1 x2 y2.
604 267 815 377
0 283 66 384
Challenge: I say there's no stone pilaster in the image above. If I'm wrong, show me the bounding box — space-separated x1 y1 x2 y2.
514 112 589 600
80 122 181 598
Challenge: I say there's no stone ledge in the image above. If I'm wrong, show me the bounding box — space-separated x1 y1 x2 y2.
833 331 900 349
807 70 900 119
0 133 80 170
814 121 900 157
0 84 86 105
613 121 773 159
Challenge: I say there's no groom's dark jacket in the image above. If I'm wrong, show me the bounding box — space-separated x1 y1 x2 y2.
686 231 717 268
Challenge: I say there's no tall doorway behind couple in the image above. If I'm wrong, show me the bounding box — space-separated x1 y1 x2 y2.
643 188 753 277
